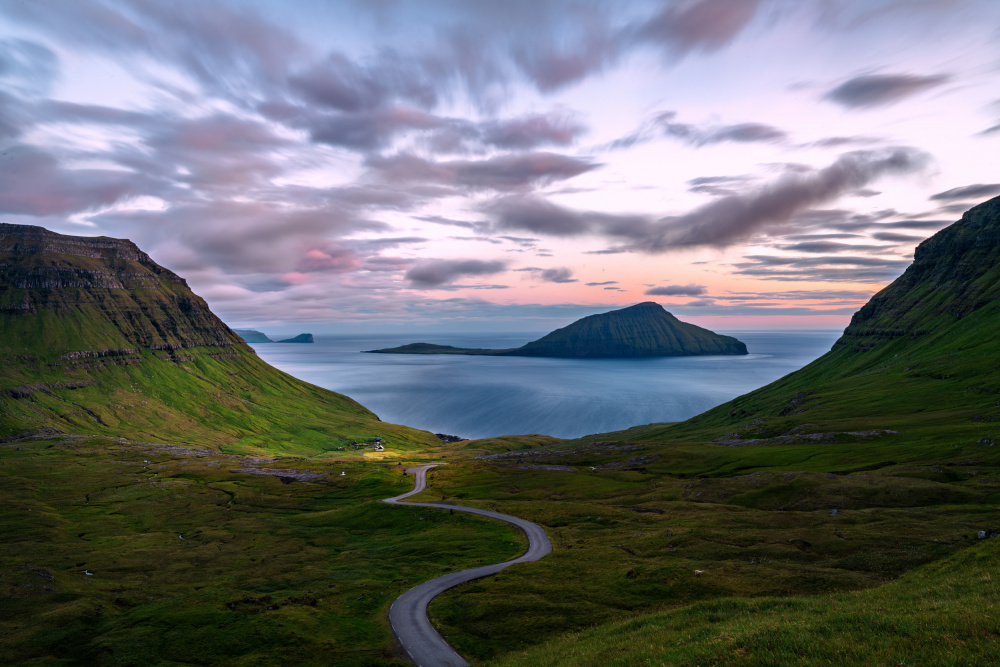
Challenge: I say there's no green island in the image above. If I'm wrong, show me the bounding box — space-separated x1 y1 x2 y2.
366 301 748 358
3 196 1000 666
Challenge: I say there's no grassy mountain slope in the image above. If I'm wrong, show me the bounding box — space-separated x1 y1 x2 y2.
578 196 1000 449
0 224 438 455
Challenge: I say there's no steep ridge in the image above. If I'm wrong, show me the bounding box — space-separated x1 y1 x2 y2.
1 223 242 361
368 302 747 358
0 224 437 453
589 195 1000 444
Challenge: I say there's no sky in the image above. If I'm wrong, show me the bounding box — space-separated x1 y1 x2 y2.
1 0 999 334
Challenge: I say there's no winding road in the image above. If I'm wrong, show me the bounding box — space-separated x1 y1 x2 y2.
382 464 552 667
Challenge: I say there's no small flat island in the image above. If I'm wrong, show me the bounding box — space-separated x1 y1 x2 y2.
366 302 747 358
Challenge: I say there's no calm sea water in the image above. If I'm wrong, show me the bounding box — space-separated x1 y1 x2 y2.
249 331 841 440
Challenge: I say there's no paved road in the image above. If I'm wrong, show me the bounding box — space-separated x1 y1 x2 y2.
382 464 552 667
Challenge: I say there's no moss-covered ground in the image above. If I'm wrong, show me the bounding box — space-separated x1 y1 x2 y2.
410 436 1000 663
0 437 522 666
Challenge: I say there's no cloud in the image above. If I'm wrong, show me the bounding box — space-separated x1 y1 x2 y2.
308 106 445 150
732 254 912 282
720 288 876 304
498 235 538 247
367 152 598 191
871 231 925 243
628 147 929 250
928 183 1000 201
425 111 587 154
586 280 618 286
486 194 649 237
824 73 949 109
608 112 786 151
0 145 154 216
517 267 578 283
634 0 762 55
508 0 764 92
2 0 306 101
688 174 754 196
645 283 707 296
481 112 586 149
0 38 59 96
405 259 507 288
290 51 438 112
778 240 885 253
94 197 390 277
808 136 882 148
494 148 928 251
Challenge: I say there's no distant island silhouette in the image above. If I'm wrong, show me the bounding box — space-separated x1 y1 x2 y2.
366 302 748 358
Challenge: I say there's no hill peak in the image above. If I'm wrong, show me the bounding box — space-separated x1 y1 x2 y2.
0 223 240 355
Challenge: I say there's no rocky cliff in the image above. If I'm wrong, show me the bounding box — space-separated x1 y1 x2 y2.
0 223 244 363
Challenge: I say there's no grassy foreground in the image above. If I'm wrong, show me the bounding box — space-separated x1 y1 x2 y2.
0 436 522 666
490 537 1000 666
411 435 1000 663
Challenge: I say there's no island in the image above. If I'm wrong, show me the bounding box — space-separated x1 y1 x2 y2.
232 329 273 343
277 333 314 343
366 302 747 358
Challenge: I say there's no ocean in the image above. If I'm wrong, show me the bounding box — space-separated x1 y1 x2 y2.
249 331 842 440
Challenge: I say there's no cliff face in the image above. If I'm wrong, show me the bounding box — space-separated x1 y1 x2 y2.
834 195 1000 354
0 223 244 362
506 302 747 358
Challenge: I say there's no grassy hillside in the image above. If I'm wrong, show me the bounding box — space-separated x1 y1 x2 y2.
0 437 522 666
565 195 1000 451
0 224 439 455
491 536 1000 666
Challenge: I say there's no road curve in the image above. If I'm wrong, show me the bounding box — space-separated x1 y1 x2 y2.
382 464 552 667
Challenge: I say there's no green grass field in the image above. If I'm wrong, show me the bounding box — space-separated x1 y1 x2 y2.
0 437 522 666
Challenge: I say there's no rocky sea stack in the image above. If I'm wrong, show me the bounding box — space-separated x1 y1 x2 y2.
368 301 747 358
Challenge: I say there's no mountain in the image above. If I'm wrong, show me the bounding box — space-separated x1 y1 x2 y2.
233 329 273 343
0 223 437 453
367 302 748 358
277 333 314 343
505 301 747 357
586 195 1000 445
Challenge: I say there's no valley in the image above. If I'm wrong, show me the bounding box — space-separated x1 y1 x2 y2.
4 197 1000 665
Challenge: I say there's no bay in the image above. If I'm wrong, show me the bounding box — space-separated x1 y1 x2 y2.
249 331 841 440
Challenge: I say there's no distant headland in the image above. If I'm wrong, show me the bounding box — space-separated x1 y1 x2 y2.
366 302 747 358
232 330 314 344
